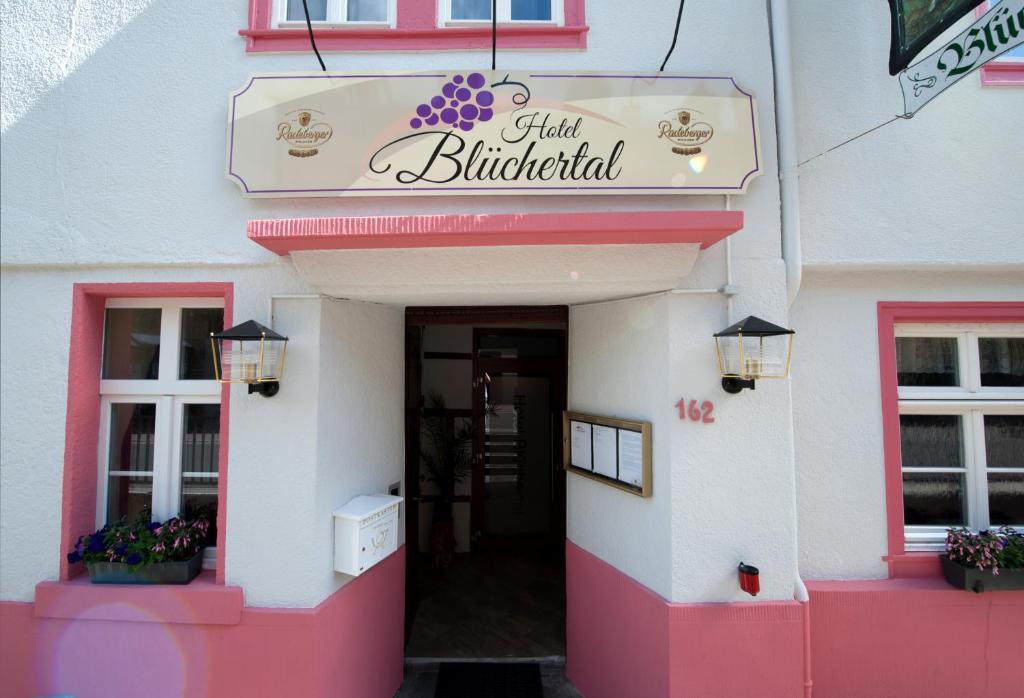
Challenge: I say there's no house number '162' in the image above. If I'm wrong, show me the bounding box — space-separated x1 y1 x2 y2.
675 399 715 424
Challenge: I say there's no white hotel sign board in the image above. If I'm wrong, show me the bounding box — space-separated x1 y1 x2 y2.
226 72 761 197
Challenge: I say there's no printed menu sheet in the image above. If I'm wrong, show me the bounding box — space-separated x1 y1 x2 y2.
592 425 618 478
570 421 592 470
617 429 644 488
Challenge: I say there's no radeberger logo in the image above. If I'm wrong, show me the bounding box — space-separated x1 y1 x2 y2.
658 108 714 156
276 109 333 158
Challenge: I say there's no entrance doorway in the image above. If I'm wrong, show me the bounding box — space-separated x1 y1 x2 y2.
404 306 568 660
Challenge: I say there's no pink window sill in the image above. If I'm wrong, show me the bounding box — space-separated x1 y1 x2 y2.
239 25 589 52
981 60 1024 85
883 552 943 579
34 571 244 625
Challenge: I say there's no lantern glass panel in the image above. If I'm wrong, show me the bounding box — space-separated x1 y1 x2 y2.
218 338 262 383
718 334 791 379
260 339 285 381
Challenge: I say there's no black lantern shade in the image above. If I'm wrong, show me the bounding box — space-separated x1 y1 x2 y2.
713 316 794 393
210 320 289 397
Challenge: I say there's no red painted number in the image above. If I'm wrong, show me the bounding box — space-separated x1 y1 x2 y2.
701 400 715 423
675 398 715 424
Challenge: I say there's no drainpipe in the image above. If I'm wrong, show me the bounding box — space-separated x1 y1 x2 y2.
769 0 802 306
771 3 810 694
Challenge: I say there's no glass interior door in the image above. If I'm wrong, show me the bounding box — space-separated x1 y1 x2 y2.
481 374 553 537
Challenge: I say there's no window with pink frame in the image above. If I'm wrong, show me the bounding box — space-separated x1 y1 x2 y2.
878 302 1024 578
978 0 1024 85
241 0 588 52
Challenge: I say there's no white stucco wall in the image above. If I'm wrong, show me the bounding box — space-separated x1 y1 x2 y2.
789 0 1024 268
791 269 1024 581
1 0 789 604
1 0 781 269
568 294 675 599
0 264 312 602
569 260 799 604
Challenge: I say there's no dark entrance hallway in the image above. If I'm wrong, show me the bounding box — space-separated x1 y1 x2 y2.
403 307 569 664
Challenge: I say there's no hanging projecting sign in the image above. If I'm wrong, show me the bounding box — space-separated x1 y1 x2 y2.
898 0 1024 115
886 0 985 75
226 72 761 197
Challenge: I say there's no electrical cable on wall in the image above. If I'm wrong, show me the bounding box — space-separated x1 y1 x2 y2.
492 0 498 70
659 0 686 71
302 0 327 72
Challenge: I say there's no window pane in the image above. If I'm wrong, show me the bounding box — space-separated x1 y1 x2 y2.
477 333 561 358
180 404 220 546
348 0 386 21
979 337 1024 387
895 337 958 386
985 415 1024 468
179 308 223 380
899 415 962 468
103 308 161 379
903 472 966 526
107 475 153 525
287 0 327 21
988 473 1024 525
512 0 551 20
107 403 156 523
452 0 490 19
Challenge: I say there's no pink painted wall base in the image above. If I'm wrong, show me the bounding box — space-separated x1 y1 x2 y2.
567 540 1024 698
566 540 804 698
0 547 404 698
808 578 1024 698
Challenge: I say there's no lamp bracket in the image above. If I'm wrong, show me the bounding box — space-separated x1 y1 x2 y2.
248 381 280 398
721 377 756 394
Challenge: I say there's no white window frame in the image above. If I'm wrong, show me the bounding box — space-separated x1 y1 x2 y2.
441 0 563 26
275 0 397 28
97 298 224 567
896 323 1024 550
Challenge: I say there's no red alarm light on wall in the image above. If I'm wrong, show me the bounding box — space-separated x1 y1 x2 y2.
738 562 760 596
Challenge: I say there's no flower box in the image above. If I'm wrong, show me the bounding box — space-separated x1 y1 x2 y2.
940 554 1024 593
68 515 211 585
86 552 203 585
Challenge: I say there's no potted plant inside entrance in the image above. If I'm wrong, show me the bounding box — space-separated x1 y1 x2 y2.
421 392 475 568
941 526 1024 593
67 513 209 584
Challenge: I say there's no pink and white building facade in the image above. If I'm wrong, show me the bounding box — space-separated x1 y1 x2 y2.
1 1 1022 697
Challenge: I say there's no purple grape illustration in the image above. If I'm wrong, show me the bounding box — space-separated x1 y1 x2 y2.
408 73 495 131
440 108 459 125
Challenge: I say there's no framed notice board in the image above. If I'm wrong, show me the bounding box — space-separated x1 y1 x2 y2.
563 411 652 497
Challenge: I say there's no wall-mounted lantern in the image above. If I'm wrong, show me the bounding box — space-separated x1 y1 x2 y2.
714 316 794 394
210 320 289 397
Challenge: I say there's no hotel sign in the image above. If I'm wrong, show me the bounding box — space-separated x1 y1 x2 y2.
226 72 761 197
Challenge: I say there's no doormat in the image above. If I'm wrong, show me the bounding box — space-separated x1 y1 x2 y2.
434 662 543 698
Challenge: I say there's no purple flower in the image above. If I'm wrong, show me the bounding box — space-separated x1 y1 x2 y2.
67 551 82 564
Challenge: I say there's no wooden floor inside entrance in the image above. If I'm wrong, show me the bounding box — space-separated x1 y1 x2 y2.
405 548 565 658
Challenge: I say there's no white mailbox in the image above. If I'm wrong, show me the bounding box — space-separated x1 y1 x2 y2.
332 494 402 576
